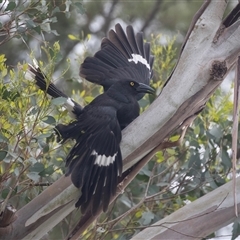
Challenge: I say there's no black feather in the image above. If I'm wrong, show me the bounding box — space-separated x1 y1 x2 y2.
80 24 154 99
28 64 83 118
28 64 68 99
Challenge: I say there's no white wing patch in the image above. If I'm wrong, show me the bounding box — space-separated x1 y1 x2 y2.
65 98 75 114
92 150 117 166
128 54 150 70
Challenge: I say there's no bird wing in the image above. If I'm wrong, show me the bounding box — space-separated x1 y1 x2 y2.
80 24 154 98
61 106 122 214
28 63 82 118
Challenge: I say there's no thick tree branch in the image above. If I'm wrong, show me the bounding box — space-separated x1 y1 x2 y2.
132 177 240 240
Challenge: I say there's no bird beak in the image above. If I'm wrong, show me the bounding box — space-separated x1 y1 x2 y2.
137 83 155 94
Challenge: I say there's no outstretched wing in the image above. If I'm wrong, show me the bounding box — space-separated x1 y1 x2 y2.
28 63 82 118
80 24 154 99
57 105 122 215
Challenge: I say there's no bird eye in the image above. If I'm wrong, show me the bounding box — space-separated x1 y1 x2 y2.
130 81 135 86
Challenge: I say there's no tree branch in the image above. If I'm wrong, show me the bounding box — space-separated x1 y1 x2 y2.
132 178 240 240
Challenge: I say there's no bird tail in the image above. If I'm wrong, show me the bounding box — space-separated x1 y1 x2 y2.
70 147 122 215
63 121 123 215
28 62 68 99
28 61 82 117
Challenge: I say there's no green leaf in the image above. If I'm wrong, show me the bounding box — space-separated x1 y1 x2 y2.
51 97 67 106
5 2 16 11
140 211 155 225
0 150 7 161
52 6 60 14
187 154 201 176
139 165 152 177
27 172 40 182
27 157 37 165
42 143 49 154
42 116 56 125
27 107 39 116
68 34 78 40
1 188 9 199
156 151 164 163
0 134 9 142
26 19 36 28
221 149 231 168
194 124 200 135
169 134 180 142
39 165 54 176
166 148 175 155
204 170 218 189
37 133 52 140
84 96 94 104
1 68 7 77
33 26 41 34
1 86 20 101
208 126 222 141
29 162 45 173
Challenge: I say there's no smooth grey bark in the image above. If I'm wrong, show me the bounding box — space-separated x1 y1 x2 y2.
132 177 240 240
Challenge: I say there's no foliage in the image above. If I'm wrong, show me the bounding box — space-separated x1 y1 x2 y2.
0 52 64 209
0 0 84 46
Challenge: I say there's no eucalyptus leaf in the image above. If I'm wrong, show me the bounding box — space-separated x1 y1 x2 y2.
140 211 155 225
51 97 67 106
27 172 40 182
42 116 56 125
1 188 10 199
0 150 7 161
29 162 45 173
5 2 16 11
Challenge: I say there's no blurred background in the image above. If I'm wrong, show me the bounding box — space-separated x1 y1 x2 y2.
1 0 204 91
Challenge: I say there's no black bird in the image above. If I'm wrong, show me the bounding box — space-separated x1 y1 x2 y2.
28 24 154 214
56 79 154 214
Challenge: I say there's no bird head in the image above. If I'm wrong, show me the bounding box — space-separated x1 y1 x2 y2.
120 79 155 96
107 79 154 103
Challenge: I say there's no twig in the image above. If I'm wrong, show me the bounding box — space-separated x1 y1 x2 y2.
232 56 240 217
